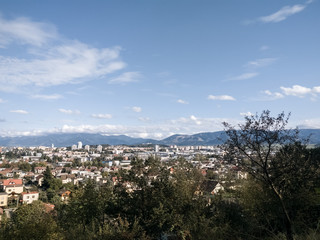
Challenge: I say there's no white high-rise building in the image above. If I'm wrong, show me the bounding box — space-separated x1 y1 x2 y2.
155 145 159 153
85 145 90 151
97 145 103 152
78 141 83 149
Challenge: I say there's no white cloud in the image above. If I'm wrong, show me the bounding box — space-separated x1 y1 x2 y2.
108 71 141 84
0 98 5 103
0 113 318 139
55 116 227 139
313 86 320 93
10 110 28 114
190 115 202 125
264 90 284 100
246 58 277 68
132 106 142 113
263 85 320 100
259 4 306 23
177 99 188 104
280 85 312 97
229 72 259 81
31 94 63 100
240 112 253 117
0 44 125 92
0 16 57 47
58 109 80 115
208 95 236 101
0 115 239 139
298 118 320 129
0 16 127 92
91 113 112 119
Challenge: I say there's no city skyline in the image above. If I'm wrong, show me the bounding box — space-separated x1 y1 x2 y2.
0 0 320 139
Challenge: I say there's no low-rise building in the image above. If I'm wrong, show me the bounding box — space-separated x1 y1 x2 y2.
0 192 8 207
0 179 24 194
20 191 39 204
59 190 71 202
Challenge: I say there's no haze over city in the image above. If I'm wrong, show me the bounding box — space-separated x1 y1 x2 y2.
0 0 319 139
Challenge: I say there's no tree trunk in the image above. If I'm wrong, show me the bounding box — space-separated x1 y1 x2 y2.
284 215 294 240
270 183 293 240
267 177 294 240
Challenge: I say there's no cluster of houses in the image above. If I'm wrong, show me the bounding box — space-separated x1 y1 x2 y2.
0 179 39 207
0 143 248 219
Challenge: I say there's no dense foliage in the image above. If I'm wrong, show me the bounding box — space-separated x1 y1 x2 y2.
1 153 319 239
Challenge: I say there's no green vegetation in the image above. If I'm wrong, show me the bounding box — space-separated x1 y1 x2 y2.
223 111 320 240
0 111 319 239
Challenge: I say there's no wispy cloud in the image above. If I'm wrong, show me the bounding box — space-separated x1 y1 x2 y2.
0 15 126 92
208 95 236 101
31 94 63 100
163 79 177 86
108 72 141 85
0 16 57 47
10 110 28 114
58 109 80 115
177 99 188 104
138 117 150 122
91 113 112 119
259 4 306 23
263 90 284 100
0 98 5 103
229 72 259 81
260 45 269 51
132 106 142 113
245 58 277 68
229 58 274 83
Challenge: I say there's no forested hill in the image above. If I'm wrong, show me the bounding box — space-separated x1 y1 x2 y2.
159 131 227 146
0 129 319 147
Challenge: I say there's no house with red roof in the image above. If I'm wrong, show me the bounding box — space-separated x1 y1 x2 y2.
0 179 24 194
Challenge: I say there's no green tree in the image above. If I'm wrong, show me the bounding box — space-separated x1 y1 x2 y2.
42 166 53 190
3 201 62 240
114 156 223 239
223 111 320 240
58 180 113 239
18 161 31 172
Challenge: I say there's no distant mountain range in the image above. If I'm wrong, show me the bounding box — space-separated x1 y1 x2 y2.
0 129 320 147
0 133 156 147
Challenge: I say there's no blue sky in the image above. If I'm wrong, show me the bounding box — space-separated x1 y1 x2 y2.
0 0 319 139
